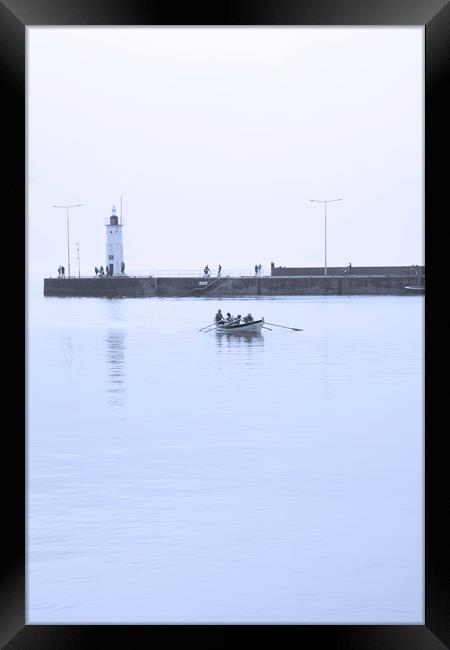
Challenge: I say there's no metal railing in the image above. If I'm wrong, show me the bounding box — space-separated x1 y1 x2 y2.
126 269 266 278
47 269 424 281
47 268 267 279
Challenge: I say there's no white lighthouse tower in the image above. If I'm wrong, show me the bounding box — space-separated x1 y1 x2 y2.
105 205 125 276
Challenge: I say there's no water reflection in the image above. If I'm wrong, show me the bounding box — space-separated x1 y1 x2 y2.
215 330 264 343
106 329 126 407
215 331 264 366
55 334 74 384
321 339 331 400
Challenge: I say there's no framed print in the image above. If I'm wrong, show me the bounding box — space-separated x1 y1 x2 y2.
1 0 449 647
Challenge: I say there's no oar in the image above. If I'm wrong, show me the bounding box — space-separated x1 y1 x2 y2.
264 322 303 331
203 322 223 332
262 326 272 331
199 321 216 331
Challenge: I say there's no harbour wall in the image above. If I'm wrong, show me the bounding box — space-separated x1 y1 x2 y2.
43 274 425 298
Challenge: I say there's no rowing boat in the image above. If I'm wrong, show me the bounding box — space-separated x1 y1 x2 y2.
215 318 264 333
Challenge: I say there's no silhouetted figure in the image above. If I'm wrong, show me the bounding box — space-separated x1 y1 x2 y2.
99 265 105 276
121 262 125 274
61 265 65 278
58 266 62 278
204 265 210 277
217 265 222 278
255 264 258 277
94 266 98 277
348 262 352 275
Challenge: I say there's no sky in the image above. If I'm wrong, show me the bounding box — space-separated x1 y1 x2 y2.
27 27 424 277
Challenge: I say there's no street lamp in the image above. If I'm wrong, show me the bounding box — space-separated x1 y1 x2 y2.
76 242 80 278
52 204 83 277
309 198 342 276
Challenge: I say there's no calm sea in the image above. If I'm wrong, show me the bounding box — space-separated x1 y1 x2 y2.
27 283 424 623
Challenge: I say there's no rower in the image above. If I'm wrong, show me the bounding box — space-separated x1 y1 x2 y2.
215 309 224 323
234 314 242 324
243 313 254 323
226 312 233 322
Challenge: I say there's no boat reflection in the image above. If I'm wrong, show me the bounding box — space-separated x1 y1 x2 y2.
215 329 264 349
106 329 126 407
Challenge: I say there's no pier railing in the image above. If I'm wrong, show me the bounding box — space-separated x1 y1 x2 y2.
48 269 267 279
48 269 425 281
126 269 266 278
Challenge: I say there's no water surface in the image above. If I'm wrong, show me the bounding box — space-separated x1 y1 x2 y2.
27 290 424 623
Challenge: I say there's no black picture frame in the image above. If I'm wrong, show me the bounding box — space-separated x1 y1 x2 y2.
3 1 449 647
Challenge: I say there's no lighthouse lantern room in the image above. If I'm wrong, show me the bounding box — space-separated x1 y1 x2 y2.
105 205 124 276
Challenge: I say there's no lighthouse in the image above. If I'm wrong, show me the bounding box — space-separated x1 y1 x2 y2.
105 205 124 276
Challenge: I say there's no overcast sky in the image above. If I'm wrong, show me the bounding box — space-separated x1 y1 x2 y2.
27 27 423 276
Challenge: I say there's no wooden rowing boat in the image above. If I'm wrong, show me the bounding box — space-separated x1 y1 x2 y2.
216 318 264 333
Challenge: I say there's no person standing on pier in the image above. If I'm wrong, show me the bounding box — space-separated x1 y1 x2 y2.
217 265 222 277
348 262 352 275
94 266 98 276
58 266 61 278
61 265 65 278
121 261 125 274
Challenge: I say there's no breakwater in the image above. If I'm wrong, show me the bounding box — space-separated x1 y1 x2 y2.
43 273 424 298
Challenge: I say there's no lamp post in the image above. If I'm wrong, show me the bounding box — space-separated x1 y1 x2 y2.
76 242 80 278
309 198 342 276
52 204 83 278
